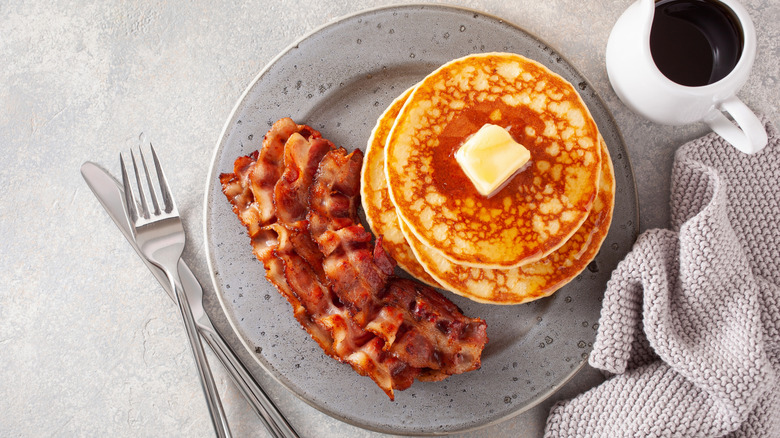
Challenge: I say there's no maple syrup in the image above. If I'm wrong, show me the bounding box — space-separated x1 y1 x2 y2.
650 0 743 86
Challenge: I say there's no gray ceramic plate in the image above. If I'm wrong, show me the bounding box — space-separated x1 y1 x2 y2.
205 4 638 435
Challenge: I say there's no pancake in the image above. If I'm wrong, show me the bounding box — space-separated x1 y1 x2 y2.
400 138 615 304
361 86 440 287
385 52 602 269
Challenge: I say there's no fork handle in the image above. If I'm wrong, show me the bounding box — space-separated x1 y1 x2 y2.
198 323 300 438
170 273 232 438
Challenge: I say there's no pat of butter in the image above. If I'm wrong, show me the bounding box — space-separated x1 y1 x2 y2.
455 124 531 197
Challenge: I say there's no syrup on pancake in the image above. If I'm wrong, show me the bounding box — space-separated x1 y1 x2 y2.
385 52 602 269
400 138 615 304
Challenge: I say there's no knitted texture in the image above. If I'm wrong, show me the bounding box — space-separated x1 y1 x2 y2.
545 118 780 438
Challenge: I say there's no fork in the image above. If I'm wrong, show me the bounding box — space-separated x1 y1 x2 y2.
121 146 232 438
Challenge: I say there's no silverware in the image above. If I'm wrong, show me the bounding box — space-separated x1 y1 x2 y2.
80 161 300 438
120 146 232 438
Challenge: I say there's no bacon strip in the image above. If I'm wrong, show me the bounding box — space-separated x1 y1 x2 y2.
309 148 488 377
220 119 336 355
268 130 422 396
308 150 389 326
220 119 487 399
221 122 419 397
219 177 336 356
251 118 321 226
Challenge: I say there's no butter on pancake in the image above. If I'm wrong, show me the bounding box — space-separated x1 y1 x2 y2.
400 139 615 304
385 52 602 269
361 86 440 287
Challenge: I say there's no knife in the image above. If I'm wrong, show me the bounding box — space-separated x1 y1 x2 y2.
80 161 299 438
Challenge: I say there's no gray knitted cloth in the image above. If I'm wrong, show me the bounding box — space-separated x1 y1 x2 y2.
544 118 780 438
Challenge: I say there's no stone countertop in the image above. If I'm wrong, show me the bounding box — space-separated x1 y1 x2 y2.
1 0 778 437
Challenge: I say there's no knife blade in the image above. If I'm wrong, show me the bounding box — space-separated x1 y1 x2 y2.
80 161 299 438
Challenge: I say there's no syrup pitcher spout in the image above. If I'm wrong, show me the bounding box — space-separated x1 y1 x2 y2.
605 0 767 154
605 0 657 117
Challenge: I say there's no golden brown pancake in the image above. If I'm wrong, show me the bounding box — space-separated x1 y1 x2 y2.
401 139 615 304
385 52 602 269
361 86 440 287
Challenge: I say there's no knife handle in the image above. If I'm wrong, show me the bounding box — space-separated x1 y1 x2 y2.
197 319 300 438
173 260 299 438
166 262 300 438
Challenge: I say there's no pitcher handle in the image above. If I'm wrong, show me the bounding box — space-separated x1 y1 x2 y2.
705 95 767 154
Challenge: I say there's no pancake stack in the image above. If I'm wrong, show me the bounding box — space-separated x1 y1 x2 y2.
361 52 615 304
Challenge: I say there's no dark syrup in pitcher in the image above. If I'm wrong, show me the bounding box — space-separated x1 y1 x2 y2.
650 0 743 86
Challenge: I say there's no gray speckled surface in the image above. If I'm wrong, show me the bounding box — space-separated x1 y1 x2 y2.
1 1 778 437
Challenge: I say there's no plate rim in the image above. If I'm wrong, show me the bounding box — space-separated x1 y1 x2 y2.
203 3 639 435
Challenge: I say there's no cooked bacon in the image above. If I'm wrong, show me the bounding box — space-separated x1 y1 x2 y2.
220 175 335 355
309 148 488 377
381 278 488 379
220 119 487 400
308 148 363 243
274 133 334 224
220 153 262 238
222 132 418 398
250 117 321 225
308 149 392 326
219 119 334 357
269 137 421 396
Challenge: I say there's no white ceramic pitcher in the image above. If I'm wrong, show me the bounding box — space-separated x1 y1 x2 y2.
606 0 767 154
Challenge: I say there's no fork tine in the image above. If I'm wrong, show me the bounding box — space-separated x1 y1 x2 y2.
150 144 177 214
130 150 150 219
139 147 161 215
120 154 138 223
